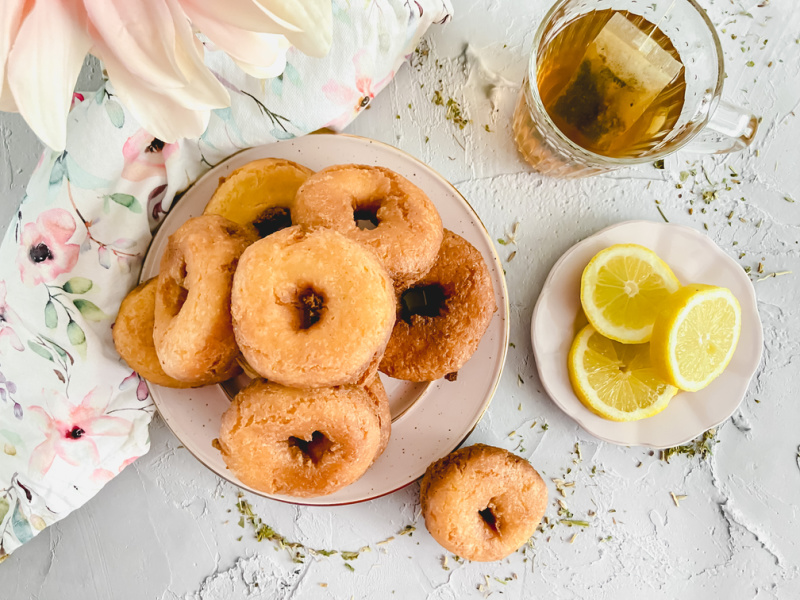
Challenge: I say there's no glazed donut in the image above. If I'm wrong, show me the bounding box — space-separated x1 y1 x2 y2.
420 444 548 562
112 278 194 388
231 226 395 388
218 379 381 497
203 158 314 238
153 215 256 384
379 230 495 381
363 373 392 460
292 165 443 290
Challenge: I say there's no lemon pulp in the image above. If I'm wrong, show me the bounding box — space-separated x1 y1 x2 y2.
650 284 741 391
569 324 678 422
581 244 680 344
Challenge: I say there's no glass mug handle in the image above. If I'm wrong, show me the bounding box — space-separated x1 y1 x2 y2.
684 99 759 154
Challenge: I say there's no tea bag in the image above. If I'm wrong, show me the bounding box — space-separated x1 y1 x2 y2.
552 13 683 150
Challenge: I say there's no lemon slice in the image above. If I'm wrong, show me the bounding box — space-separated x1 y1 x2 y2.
650 284 741 392
581 244 680 344
568 324 678 421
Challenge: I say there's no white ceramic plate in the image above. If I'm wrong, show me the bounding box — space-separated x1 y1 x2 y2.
531 220 763 448
141 134 509 505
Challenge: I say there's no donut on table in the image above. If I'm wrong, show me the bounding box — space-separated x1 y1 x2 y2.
203 158 314 238
153 215 256 384
112 278 194 388
292 164 443 290
231 226 396 388
218 379 382 497
380 230 495 381
420 444 548 562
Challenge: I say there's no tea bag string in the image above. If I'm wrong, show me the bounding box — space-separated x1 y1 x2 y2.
642 0 678 49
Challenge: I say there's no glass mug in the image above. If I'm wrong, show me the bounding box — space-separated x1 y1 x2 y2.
513 0 758 178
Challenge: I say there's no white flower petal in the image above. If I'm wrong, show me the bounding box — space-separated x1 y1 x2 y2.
0 72 17 112
253 0 332 57
188 8 289 77
181 0 298 34
166 0 230 110
232 51 288 80
182 0 331 56
7 0 91 150
0 0 25 87
97 44 210 143
83 0 187 89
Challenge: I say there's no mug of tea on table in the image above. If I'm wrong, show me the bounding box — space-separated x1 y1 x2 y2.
513 0 758 178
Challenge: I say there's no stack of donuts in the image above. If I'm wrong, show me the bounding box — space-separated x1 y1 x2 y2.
113 159 497 498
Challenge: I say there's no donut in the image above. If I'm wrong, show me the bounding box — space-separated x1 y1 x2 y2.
203 158 314 238
292 165 443 289
379 230 495 381
112 278 194 388
420 444 548 562
153 215 256 384
218 379 381 497
231 226 395 388
363 373 392 460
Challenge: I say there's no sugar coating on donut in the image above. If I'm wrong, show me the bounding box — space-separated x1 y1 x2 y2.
380 230 496 381
153 215 256 383
204 158 314 239
293 165 443 290
362 373 392 460
420 444 548 562
113 278 195 388
218 379 381 497
231 226 396 388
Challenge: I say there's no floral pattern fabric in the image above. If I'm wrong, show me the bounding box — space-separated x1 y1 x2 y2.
0 0 453 560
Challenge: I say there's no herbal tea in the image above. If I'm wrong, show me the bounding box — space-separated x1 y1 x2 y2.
513 0 754 177
537 9 686 158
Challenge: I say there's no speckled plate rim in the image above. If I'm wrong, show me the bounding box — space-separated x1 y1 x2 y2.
141 133 510 505
531 219 763 449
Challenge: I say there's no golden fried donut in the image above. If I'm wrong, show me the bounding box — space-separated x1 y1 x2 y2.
153 215 256 384
203 158 314 238
420 444 548 562
231 226 395 388
380 230 495 381
293 165 443 289
363 373 391 460
112 278 194 388
218 379 381 497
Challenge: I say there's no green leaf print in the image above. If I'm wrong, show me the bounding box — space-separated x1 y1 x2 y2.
73 299 107 322
11 503 33 544
44 301 57 329
27 341 54 362
109 193 142 214
63 277 93 294
105 99 125 128
284 63 301 86
48 153 67 187
67 319 86 346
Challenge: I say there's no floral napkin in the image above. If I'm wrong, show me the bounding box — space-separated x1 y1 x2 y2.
0 0 453 560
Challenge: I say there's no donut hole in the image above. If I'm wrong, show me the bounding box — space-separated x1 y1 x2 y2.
479 500 501 535
164 262 189 318
353 201 381 231
295 287 326 330
253 206 293 238
400 284 448 323
287 430 333 464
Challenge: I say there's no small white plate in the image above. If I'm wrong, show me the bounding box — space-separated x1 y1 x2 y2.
531 220 763 448
141 134 509 505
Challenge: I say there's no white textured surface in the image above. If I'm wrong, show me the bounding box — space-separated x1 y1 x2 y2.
1 1 800 598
